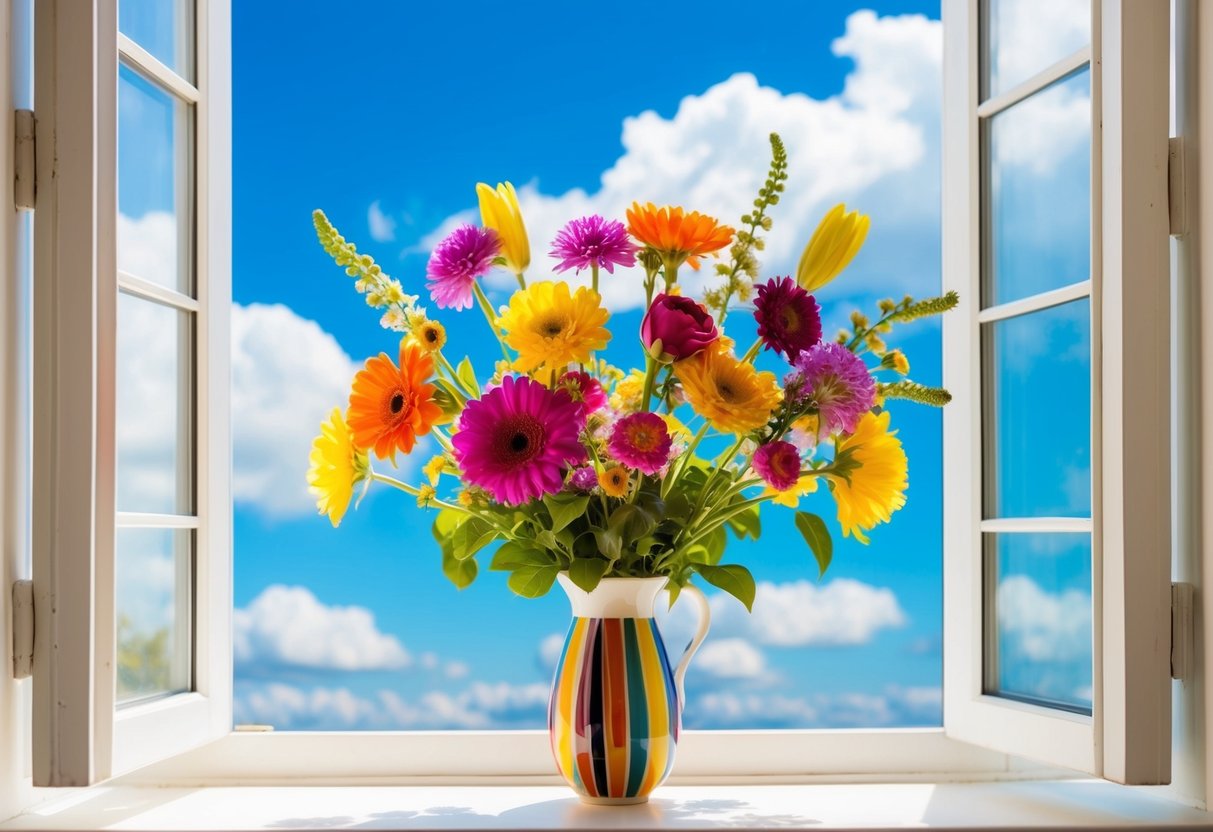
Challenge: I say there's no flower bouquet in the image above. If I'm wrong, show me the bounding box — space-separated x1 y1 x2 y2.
307 132 955 802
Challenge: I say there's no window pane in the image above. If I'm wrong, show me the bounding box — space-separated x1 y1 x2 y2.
982 299 1090 518
984 532 1092 713
119 0 194 82
983 69 1090 307
118 63 193 295
116 292 194 515
117 528 192 703
985 0 1089 98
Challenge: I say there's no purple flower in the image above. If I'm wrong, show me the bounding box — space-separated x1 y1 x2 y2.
569 465 599 491
785 342 877 436
426 224 502 310
549 215 640 275
752 441 802 491
753 277 822 360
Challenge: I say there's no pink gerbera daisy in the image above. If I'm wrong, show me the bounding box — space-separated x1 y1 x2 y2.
753 276 822 360
607 412 672 475
549 215 640 274
452 375 585 505
556 370 608 417
752 441 802 491
426 224 502 310
785 342 877 436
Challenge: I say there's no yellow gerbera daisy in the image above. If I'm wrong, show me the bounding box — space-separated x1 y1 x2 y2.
498 280 611 372
764 472 819 508
829 410 908 543
409 320 447 354
599 465 631 498
674 345 782 434
307 408 369 527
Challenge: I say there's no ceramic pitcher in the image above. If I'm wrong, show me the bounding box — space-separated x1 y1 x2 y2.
548 573 711 805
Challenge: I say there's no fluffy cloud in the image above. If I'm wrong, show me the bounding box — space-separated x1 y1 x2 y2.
234 585 411 672
685 685 941 730
997 574 1090 663
367 200 397 243
693 638 769 681
420 12 942 310
537 632 565 671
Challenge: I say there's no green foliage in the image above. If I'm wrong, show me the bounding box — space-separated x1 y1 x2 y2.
692 563 757 612
879 381 954 407
507 564 561 598
794 511 833 577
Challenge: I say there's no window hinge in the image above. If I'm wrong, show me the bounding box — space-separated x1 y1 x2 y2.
1171 581 1194 681
1168 136 1187 237
11 579 33 679
14 108 34 212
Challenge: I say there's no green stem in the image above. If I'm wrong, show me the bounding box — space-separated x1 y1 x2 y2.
472 283 511 362
591 262 599 296
370 472 465 512
640 354 659 411
661 421 711 500
663 260 679 292
741 337 763 363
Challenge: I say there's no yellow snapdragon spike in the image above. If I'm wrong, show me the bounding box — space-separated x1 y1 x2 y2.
476 181 531 276
796 203 871 292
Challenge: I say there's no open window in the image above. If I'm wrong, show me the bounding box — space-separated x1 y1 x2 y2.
941 0 1173 783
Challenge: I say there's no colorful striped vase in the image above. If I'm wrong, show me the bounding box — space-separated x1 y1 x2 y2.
548 573 711 805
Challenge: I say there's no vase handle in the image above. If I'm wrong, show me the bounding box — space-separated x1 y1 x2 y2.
672 583 711 707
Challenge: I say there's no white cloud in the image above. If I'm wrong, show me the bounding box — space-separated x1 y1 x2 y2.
709 579 907 647
118 211 178 286
231 302 367 517
420 12 942 311
685 685 941 730
538 632 565 671
367 200 397 243
234 585 411 672
694 638 768 681
987 0 1089 98
997 574 1091 663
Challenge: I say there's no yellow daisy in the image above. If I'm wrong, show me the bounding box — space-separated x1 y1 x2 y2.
498 280 611 372
674 345 782 434
422 455 448 486
409 320 447 354
829 410 908 543
610 370 647 411
764 473 819 508
599 465 631 498
306 408 370 527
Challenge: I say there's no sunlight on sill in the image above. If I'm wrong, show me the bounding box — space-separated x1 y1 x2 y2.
2 782 1210 831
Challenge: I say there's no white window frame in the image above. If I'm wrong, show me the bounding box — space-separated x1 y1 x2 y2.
15 0 1199 807
941 0 1173 784
30 0 231 786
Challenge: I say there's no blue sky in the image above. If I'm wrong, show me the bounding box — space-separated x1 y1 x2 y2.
121 0 1093 730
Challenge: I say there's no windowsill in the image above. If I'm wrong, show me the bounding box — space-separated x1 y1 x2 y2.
2 782 1209 831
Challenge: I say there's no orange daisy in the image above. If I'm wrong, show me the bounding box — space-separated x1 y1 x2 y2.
626 202 735 272
347 341 443 462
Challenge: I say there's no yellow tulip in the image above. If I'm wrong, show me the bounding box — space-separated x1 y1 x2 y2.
476 181 530 277
795 203 870 292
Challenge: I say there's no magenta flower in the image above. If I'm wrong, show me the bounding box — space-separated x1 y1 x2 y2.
549 215 640 275
452 375 585 505
608 412 672 475
752 441 802 491
641 294 719 361
569 465 599 491
753 277 822 360
425 224 502 310
785 343 877 436
556 370 608 417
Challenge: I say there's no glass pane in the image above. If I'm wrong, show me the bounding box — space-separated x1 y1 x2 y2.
983 299 1090 518
118 63 193 295
116 292 194 514
119 0 194 82
117 528 192 703
985 0 1090 98
984 532 1092 713
984 69 1090 307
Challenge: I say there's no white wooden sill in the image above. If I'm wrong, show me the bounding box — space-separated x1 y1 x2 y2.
2 782 1211 831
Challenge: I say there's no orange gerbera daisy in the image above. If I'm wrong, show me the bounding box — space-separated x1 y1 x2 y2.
626 202 735 273
347 341 443 462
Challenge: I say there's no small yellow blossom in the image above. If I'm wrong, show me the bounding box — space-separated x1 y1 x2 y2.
423 455 448 486
764 473 819 508
415 484 437 508
599 466 631 498
380 309 408 332
410 320 447 353
610 370 647 411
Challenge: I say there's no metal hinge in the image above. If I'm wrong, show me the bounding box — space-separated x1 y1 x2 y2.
1169 136 1187 236
11 580 33 679
14 109 34 211
1171 581 1194 681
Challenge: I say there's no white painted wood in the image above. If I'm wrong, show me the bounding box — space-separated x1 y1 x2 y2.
117 272 201 313
114 513 200 529
117 33 199 104
1098 0 1173 785
31 0 118 788
975 280 1091 322
977 46 1092 117
978 517 1093 534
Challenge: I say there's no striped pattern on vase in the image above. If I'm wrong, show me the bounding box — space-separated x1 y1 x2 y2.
548 616 681 802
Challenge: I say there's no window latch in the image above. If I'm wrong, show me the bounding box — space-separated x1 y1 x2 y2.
11 579 33 679
1172 581 1194 681
14 108 34 212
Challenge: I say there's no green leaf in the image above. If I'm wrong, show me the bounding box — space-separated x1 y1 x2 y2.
666 580 682 609
489 541 552 571
451 516 496 561
794 512 833 577
507 564 560 598
543 494 590 534
442 549 478 589
568 558 610 593
694 563 756 611
726 503 762 540
703 526 728 565
456 356 480 397
535 529 560 552
593 528 622 561
431 508 464 544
